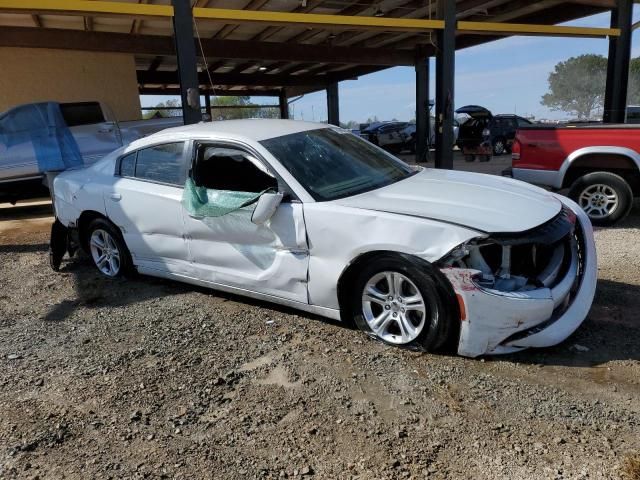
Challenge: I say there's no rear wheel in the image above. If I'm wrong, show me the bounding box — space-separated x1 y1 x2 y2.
493 137 506 155
86 218 132 277
349 254 455 352
464 154 475 162
568 172 633 226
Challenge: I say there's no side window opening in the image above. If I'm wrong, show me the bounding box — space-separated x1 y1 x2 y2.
193 145 278 193
60 102 105 127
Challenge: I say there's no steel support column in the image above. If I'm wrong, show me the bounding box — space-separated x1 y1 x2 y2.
327 82 340 126
415 57 430 163
172 0 201 125
279 89 289 119
204 91 212 120
434 0 455 169
604 0 633 123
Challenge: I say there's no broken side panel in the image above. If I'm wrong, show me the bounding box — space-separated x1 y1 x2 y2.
183 201 309 303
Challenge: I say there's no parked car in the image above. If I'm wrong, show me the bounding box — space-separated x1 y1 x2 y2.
0 101 182 204
508 123 640 226
50 120 596 358
400 119 460 153
360 121 408 153
456 105 532 161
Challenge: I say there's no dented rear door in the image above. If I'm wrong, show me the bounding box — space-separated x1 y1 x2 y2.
105 142 191 275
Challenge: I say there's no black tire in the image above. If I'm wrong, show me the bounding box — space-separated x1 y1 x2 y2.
349 254 457 353
492 137 506 156
85 218 133 277
464 154 475 162
568 172 633 227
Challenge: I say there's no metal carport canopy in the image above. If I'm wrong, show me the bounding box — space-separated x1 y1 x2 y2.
0 0 627 167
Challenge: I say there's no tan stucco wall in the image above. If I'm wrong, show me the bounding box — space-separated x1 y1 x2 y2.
0 48 141 121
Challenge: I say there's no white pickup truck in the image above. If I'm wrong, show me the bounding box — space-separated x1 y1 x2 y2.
0 101 182 204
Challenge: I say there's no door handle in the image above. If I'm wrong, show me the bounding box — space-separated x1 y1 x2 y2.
188 213 204 220
109 193 122 201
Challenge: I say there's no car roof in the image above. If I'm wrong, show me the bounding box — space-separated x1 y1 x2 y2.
127 119 331 149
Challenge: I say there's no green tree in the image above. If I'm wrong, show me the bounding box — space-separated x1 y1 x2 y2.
541 54 607 120
143 99 182 119
210 96 280 120
627 58 640 105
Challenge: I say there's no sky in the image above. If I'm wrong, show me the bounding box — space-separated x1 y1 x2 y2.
142 8 640 124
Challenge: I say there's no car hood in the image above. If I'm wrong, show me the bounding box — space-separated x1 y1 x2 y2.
333 169 562 233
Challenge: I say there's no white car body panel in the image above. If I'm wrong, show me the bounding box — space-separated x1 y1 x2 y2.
336 169 562 233
106 178 189 275
303 203 479 310
52 119 598 357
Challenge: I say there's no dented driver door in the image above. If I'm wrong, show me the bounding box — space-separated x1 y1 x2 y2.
182 143 310 303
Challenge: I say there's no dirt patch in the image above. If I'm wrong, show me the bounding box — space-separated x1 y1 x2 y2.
622 454 640 480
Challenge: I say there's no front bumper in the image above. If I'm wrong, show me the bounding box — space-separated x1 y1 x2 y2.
441 197 597 357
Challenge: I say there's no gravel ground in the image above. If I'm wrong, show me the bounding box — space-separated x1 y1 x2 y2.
1 157 639 479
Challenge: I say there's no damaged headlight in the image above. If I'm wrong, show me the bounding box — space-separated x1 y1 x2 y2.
438 208 576 293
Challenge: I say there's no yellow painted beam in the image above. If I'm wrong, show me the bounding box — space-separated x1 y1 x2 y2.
193 7 445 32
458 21 620 37
0 0 172 18
0 1 620 38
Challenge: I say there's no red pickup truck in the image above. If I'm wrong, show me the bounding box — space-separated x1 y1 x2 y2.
509 124 640 225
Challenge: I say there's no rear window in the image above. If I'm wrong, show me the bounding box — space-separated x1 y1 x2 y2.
60 102 105 127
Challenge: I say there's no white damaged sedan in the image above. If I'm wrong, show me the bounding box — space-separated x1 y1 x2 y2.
50 120 597 357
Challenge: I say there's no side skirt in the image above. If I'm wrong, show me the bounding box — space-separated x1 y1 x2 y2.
136 265 342 322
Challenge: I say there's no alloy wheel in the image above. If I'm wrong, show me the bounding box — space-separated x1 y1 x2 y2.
89 229 121 277
361 271 427 344
578 184 619 220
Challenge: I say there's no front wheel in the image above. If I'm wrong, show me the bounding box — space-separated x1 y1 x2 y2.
568 172 633 226
350 254 456 352
86 218 132 277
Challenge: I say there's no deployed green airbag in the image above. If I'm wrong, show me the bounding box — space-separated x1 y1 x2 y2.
182 178 263 217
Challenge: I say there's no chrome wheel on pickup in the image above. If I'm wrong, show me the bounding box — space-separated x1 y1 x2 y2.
578 184 619 219
568 171 633 227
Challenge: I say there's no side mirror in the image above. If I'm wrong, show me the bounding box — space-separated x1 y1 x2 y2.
251 192 283 225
